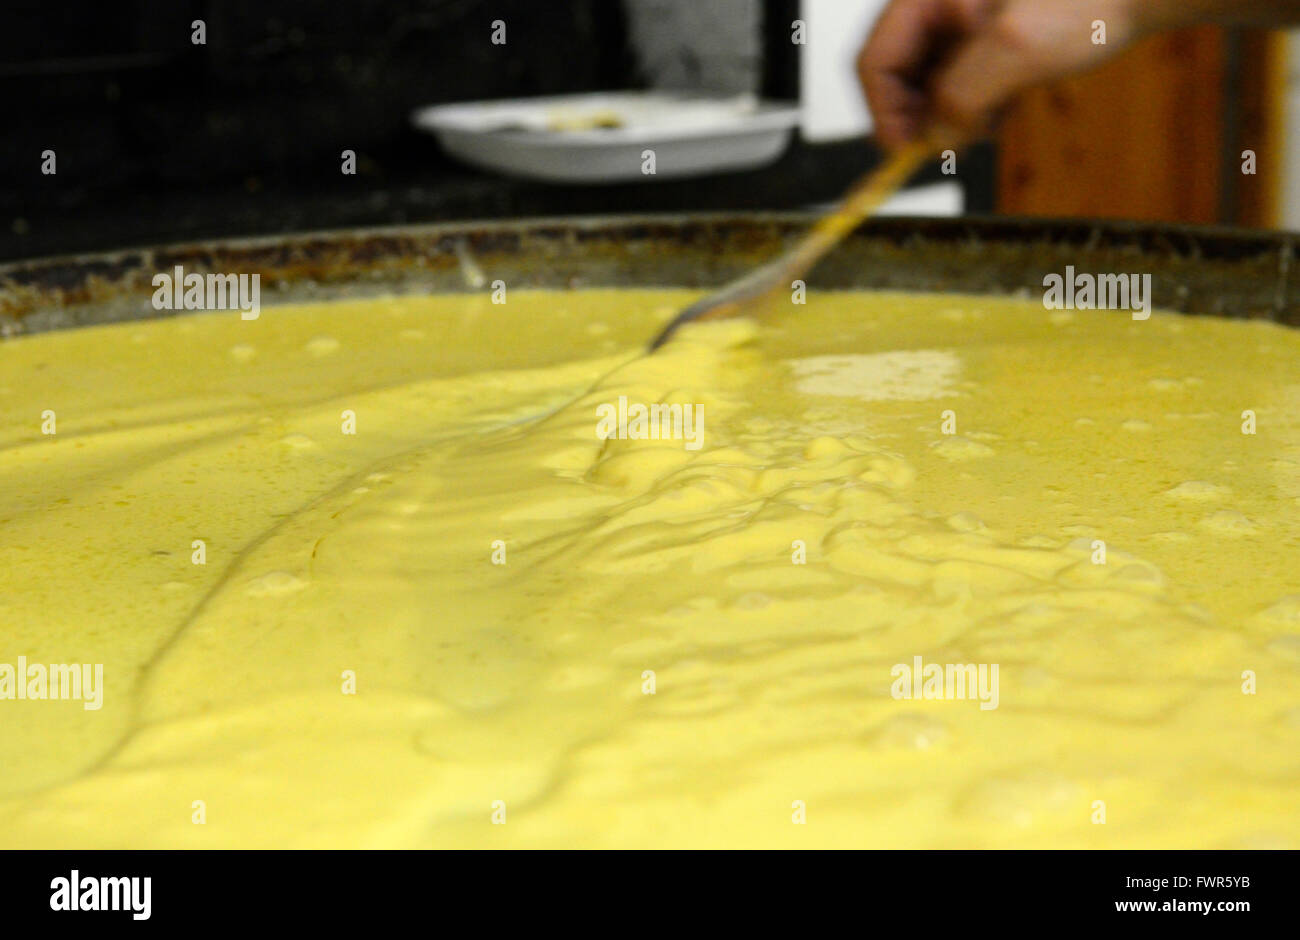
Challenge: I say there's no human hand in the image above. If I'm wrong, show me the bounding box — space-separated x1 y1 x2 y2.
857 0 1148 150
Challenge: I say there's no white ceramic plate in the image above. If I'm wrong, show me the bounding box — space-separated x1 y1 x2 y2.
412 92 801 184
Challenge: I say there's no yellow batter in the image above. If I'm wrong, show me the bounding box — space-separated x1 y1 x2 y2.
0 289 1297 848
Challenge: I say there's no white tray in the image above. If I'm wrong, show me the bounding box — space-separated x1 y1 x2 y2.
412 92 801 184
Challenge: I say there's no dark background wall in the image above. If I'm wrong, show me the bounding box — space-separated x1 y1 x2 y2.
0 0 991 262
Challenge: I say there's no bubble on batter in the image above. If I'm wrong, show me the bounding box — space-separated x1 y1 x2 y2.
1255 596 1300 626
1197 510 1257 537
542 664 613 692
959 773 1081 827
229 344 256 363
732 592 772 610
1223 832 1295 850
802 435 859 459
871 713 948 750
1265 634 1300 661
278 434 316 449
930 436 994 461
788 350 960 402
305 335 340 357
1164 481 1230 501
1018 666 1053 687
1019 535 1059 548
1113 562 1165 587
245 571 307 596
946 512 985 532
857 454 917 489
1120 419 1151 432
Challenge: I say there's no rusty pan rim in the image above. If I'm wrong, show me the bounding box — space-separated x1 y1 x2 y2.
1 212 1295 336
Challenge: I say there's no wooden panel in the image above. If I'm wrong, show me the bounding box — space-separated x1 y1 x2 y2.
1233 30 1286 227
996 26 1226 223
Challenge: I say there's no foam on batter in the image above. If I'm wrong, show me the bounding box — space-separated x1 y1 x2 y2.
0 288 1297 848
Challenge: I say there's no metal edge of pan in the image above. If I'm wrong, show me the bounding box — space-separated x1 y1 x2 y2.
0 213 1294 336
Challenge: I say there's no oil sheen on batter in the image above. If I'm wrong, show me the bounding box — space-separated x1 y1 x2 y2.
1 289 1298 848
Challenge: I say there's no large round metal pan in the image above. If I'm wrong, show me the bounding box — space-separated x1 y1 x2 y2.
0 214 1295 336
